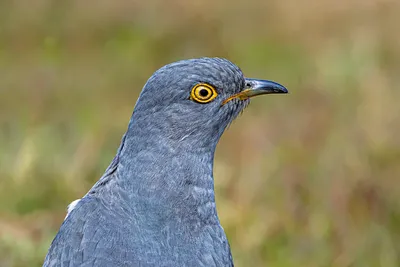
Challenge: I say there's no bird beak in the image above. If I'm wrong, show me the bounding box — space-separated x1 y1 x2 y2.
222 78 288 105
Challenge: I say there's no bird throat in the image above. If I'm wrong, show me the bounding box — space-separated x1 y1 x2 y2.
112 120 222 229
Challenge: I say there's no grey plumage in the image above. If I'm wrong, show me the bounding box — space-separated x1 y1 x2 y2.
44 57 287 267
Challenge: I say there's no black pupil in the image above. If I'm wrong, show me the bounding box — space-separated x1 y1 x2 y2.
199 88 209 97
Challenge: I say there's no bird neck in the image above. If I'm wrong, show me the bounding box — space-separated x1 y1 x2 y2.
113 113 222 227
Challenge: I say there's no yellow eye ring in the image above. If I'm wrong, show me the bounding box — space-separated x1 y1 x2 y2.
190 83 218 104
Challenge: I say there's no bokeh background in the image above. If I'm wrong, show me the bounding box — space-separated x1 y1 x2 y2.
1 0 400 266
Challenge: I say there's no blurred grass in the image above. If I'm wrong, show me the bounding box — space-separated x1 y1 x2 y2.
1 0 400 266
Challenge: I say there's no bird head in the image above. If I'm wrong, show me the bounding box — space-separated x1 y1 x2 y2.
129 57 288 150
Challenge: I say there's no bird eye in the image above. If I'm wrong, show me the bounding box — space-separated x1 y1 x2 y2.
190 83 218 104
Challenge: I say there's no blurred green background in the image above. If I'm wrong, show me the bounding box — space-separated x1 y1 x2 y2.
1 0 400 266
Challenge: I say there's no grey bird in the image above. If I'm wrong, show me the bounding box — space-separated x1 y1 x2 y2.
43 57 288 267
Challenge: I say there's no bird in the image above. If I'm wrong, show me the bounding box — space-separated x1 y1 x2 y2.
43 57 288 267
